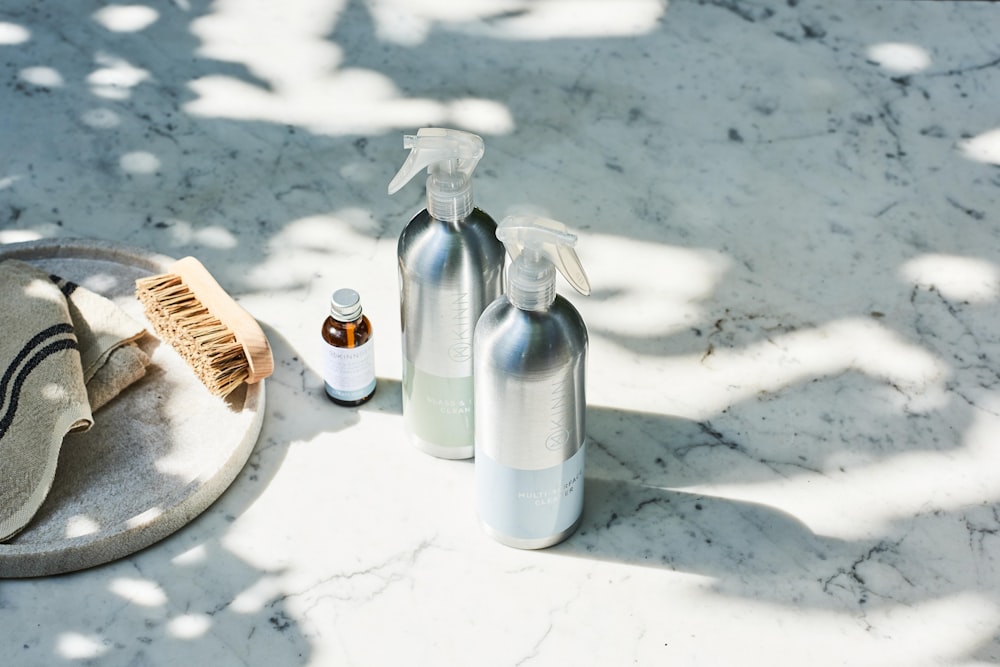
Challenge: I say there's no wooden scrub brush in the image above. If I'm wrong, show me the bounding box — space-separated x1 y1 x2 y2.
135 256 274 398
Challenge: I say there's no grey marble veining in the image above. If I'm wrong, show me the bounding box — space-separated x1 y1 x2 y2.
2 0 1000 664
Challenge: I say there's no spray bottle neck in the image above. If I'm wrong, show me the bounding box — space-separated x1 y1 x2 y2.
507 251 556 311
426 172 473 223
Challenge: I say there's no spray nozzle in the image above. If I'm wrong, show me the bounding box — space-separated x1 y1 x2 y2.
497 215 590 311
387 128 484 223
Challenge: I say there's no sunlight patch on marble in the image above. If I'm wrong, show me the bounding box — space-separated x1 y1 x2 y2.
832 594 997 665
866 42 932 75
694 394 1000 542
159 220 239 249
0 22 30 45
92 5 160 33
246 213 382 290
784 319 948 399
191 0 344 82
56 632 109 660
445 98 515 135
87 52 150 100
119 150 161 175
819 446 999 539
274 211 379 249
369 0 667 42
473 0 667 40
19 66 64 88
172 543 208 565
0 175 23 191
680 593 999 666
184 0 515 134
669 317 949 419
184 71 509 136
367 0 527 36
580 232 730 337
900 254 1000 303
166 613 213 639
228 575 287 614
958 127 1000 166
109 577 169 607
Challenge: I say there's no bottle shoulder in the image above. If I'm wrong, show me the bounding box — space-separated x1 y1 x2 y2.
481 294 585 323
398 208 506 271
406 206 496 223
476 296 588 350
400 208 500 241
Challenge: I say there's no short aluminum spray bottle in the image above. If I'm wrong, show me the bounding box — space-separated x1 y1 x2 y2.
474 215 591 549
388 128 505 459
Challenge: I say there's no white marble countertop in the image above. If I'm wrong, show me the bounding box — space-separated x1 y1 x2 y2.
3 0 1000 664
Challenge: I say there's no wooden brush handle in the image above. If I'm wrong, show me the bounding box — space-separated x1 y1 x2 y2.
170 256 274 384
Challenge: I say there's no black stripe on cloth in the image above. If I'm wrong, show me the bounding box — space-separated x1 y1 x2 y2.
0 324 75 408
0 324 78 440
48 275 78 297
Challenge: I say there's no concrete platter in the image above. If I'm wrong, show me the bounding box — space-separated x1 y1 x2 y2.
0 239 265 577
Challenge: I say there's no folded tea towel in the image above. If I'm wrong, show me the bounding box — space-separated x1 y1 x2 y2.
86 340 150 412
48 270 150 411
0 260 149 541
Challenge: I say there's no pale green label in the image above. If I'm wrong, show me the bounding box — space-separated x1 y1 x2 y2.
402 359 474 448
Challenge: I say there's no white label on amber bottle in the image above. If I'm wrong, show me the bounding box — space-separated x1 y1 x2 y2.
322 337 375 401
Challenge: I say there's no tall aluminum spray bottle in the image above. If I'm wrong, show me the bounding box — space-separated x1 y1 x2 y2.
474 215 591 549
388 128 505 459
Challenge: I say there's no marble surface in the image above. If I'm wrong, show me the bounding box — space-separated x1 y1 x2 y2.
2 0 1000 664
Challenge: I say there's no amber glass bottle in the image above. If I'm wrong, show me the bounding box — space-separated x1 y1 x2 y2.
321 288 376 406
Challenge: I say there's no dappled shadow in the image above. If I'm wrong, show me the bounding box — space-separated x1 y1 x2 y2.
551 405 1000 626
0 532 308 665
1 0 999 663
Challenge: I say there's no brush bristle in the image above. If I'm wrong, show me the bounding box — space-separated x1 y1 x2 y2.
135 272 250 397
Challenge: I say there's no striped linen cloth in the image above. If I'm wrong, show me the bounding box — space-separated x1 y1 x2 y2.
0 260 149 542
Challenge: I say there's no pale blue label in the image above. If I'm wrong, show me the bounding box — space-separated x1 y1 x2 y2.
322 338 375 401
476 444 586 542
325 378 375 401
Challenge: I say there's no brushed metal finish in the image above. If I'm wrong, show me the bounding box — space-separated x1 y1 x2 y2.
399 207 505 374
473 295 588 470
398 207 505 453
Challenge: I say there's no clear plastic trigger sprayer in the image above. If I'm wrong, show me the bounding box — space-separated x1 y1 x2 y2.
387 128 485 223
497 215 591 312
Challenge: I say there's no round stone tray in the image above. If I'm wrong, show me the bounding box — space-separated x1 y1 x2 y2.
0 239 265 577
